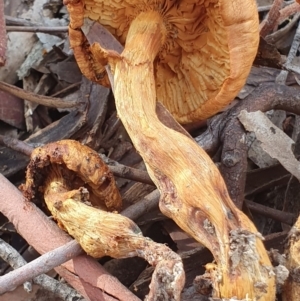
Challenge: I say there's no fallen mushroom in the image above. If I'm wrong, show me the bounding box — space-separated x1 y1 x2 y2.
65 1 276 300
21 140 185 301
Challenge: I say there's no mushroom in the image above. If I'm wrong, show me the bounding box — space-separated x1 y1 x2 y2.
21 139 122 212
67 0 259 124
65 0 276 300
21 139 185 300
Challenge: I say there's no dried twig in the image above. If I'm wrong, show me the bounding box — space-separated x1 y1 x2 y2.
0 81 80 109
6 26 68 34
0 240 82 294
0 135 33 156
121 189 160 221
5 16 41 26
110 164 153 185
0 239 84 300
258 5 274 12
260 0 284 38
50 82 81 97
245 200 297 225
0 0 6 65
0 239 32 293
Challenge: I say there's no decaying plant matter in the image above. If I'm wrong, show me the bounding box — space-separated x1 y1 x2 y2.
21 140 185 301
65 0 276 300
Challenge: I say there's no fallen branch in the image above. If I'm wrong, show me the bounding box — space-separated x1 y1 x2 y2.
121 189 160 221
0 135 33 156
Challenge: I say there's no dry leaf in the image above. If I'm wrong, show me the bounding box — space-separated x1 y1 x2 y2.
238 110 300 181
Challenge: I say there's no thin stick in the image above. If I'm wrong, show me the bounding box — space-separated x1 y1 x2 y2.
6 26 68 34
0 135 33 156
258 5 273 12
5 16 40 26
0 239 84 300
109 164 153 185
0 239 32 293
121 189 160 220
50 82 81 98
245 200 296 225
0 240 83 294
0 81 79 109
0 0 6 65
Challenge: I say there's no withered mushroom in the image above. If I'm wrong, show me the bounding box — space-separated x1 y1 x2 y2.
21 140 185 300
21 139 122 212
65 1 276 300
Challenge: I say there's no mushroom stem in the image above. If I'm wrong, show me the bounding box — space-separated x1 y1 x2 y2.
110 10 275 300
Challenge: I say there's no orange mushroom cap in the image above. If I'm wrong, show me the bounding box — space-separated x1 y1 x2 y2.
67 0 259 124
